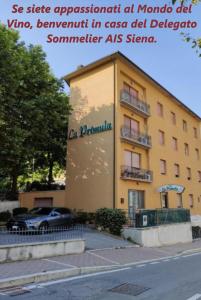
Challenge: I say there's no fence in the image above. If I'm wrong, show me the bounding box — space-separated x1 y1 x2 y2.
123 208 190 228
0 225 84 246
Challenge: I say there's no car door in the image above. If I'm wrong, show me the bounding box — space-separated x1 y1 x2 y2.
48 209 62 227
55 208 72 226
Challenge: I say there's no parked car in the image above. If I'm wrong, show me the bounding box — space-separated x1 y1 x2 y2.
6 207 75 231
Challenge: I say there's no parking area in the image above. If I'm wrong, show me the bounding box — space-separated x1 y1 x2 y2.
0 226 133 249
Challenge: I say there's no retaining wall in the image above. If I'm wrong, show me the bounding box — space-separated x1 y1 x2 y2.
122 223 192 247
0 239 85 263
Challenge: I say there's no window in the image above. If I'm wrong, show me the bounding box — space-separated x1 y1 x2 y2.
176 194 183 208
172 137 178 151
123 83 139 99
171 112 176 125
187 167 191 180
183 120 187 132
194 127 198 138
159 130 165 145
189 194 194 208
157 102 163 117
184 143 189 156
160 159 166 175
195 148 200 160
174 164 180 177
198 171 201 182
124 150 140 169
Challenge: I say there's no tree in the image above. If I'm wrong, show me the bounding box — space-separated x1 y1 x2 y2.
30 80 70 185
0 24 70 198
172 0 201 56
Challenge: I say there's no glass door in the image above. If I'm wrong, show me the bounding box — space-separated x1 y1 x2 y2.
128 190 144 221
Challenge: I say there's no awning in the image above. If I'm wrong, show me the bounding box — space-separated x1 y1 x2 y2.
158 184 185 194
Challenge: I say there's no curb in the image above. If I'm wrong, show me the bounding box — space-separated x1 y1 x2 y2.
2 248 201 289
179 247 201 255
0 265 120 289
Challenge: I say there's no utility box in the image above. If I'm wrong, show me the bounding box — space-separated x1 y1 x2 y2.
135 210 156 228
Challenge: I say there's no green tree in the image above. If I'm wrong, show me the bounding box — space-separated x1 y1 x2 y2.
30 80 70 185
172 0 201 55
0 24 70 197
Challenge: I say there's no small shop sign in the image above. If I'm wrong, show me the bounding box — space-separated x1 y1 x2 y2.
158 184 185 194
68 120 112 140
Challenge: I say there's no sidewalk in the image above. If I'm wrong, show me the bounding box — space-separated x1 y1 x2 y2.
1 231 201 289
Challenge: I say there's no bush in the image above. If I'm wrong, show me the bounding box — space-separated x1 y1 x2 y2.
76 212 95 224
13 207 28 216
0 210 11 222
95 208 127 235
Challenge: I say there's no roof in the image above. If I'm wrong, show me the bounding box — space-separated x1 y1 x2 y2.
63 51 201 121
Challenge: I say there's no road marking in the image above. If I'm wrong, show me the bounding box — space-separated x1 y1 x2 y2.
150 261 160 265
88 251 120 265
42 258 77 268
182 253 201 258
185 294 201 300
136 264 146 268
26 267 131 289
163 259 170 262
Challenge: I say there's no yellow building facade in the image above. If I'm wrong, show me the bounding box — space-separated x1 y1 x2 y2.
64 52 201 216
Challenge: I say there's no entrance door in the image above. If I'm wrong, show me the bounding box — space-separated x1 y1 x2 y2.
161 193 168 208
128 190 144 221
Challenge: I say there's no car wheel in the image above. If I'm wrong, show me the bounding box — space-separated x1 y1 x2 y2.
39 222 49 234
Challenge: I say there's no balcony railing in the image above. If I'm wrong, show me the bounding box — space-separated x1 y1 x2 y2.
121 165 153 182
120 90 150 117
121 126 151 148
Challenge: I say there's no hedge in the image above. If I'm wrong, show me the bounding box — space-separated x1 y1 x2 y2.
95 208 127 235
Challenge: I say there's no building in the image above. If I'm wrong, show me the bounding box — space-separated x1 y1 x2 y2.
64 51 201 216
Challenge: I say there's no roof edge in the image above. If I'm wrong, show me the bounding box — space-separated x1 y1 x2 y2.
63 51 201 121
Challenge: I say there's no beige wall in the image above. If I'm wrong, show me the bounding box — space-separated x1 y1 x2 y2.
65 62 115 211
19 191 66 210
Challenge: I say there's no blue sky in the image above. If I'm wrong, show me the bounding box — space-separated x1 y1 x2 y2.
1 0 201 115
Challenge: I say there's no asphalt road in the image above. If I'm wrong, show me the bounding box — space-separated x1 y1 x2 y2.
2 252 201 300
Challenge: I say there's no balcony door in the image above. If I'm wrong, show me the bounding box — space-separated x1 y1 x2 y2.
124 150 140 169
124 116 139 136
124 83 139 99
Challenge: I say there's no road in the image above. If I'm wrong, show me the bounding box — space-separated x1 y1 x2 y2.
1 252 201 299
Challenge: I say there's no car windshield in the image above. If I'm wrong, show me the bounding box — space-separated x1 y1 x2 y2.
29 207 52 215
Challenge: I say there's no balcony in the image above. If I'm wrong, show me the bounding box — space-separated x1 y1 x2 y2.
121 165 153 182
121 126 151 149
120 90 150 117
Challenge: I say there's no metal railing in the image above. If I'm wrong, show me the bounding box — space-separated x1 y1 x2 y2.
120 90 150 116
121 165 153 182
0 225 84 246
121 126 151 148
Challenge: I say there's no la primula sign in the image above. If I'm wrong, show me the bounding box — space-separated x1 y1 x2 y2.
158 184 185 194
68 120 112 140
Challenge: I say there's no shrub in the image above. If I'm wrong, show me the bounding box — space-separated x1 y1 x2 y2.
76 212 95 224
95 208 127 235
0 210 11 222
13 207 28 216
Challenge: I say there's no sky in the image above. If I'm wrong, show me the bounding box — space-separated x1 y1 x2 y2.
1 0 201 116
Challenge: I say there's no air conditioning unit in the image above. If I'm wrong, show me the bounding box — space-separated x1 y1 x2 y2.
138 136 147 144
145 174 151 181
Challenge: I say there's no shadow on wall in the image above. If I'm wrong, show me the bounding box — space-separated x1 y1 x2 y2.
67 87 114 185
